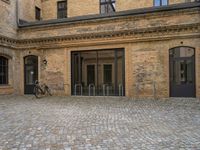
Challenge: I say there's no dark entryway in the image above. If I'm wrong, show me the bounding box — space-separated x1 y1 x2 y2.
24 55 38 94
169 47 195 97
71 49 125 96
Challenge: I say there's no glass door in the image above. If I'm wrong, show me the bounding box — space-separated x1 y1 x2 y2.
24 56 38 94
170 47 195 97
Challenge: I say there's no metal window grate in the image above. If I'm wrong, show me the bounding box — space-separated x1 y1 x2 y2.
100 0 116 14
0 56 8 85
57 1 67 19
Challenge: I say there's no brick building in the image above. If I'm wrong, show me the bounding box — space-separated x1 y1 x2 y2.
0 0 200 98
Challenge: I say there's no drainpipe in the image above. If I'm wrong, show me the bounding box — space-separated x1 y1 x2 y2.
16 0 19 26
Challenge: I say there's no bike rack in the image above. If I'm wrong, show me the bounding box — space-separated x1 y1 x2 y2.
106 86 110 96
89 84 95 96
103 84 108 96
103 84 111 96
74 84 82 96
119 84 124 96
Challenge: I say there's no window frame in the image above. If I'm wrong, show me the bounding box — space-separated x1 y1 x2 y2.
35 6 41 21
100 0 116 14
57 0 67 19
154 0 169 6
0 56 9 85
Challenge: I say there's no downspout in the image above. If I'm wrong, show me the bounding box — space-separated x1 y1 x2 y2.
16 0 19 26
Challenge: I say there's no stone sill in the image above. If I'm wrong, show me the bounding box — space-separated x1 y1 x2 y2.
0 85 14 95
0 85 12 89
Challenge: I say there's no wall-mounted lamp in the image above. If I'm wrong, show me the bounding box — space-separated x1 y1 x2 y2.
43 59 47 65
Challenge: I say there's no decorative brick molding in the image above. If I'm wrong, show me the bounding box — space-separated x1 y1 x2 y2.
0 23 200 49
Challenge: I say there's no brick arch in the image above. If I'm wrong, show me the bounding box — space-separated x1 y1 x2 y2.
0 53 12 59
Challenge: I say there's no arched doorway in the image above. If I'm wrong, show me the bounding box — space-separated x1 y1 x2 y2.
169 47 195 97
24 55 38 94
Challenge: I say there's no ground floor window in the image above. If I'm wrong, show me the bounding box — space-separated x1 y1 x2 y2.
71 49 125 96
0 56 8 85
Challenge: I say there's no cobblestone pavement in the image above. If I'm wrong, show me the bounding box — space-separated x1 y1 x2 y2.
0 96 200 150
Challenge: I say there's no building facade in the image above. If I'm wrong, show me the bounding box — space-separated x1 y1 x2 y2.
0 0 200 98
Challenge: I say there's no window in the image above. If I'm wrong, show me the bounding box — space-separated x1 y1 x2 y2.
104 64 112 84
100 0 115 14
35 7 41 20
154 0 168 6
57 1 67 19
0 56 8 85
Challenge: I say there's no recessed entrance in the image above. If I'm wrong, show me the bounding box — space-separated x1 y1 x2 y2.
24 55 38 94
169 47 195 97
71 49 125 96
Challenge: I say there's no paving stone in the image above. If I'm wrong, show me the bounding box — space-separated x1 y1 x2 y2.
0 96 200 149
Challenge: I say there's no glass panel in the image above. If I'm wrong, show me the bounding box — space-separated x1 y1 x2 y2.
25 66 35 85
71 49 124 96
87 65 95 86
185 59 193 84
80 51 96 95
57 1 67 18
97 50 115 96
117 50 123 95
154 0 161 6
170 47 194 58
103 64 112 84
162 0 168 5
173 60 194 85
101 5 106 14
100 0 115 13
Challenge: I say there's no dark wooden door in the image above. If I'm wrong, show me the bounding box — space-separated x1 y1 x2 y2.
170 47 195 97
24 56 38 94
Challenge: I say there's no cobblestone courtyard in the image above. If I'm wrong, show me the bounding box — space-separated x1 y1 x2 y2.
0 96 200 150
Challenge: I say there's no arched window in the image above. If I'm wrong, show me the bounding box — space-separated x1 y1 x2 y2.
0 56 8 85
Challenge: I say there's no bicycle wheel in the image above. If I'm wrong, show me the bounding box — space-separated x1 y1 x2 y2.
34 87 43 98
45 86 52 96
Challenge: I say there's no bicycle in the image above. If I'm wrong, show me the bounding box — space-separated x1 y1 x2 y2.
34 80 52 98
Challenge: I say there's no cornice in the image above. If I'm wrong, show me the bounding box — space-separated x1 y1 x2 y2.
1 23 200 49
18 2 200 30
18 7 200 32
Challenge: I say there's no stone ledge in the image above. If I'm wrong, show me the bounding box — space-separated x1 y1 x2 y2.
0 85 14 95
18 1 200 28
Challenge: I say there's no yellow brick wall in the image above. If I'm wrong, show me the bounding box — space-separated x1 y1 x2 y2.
18 0 42 21
170 0 195 4
68 0 99 17
116 0 194 12
116 0 153 11
42 0 59 20
17 0 196 21
18 0 35 21
0 0 17 38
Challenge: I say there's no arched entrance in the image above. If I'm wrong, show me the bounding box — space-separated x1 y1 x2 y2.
24 55 38 94
169 47 195 97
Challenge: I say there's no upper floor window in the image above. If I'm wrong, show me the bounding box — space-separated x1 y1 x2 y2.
154 0 168 6
57 1 67 19
35 7 41 20
0 56 8 85
100 0 116 14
